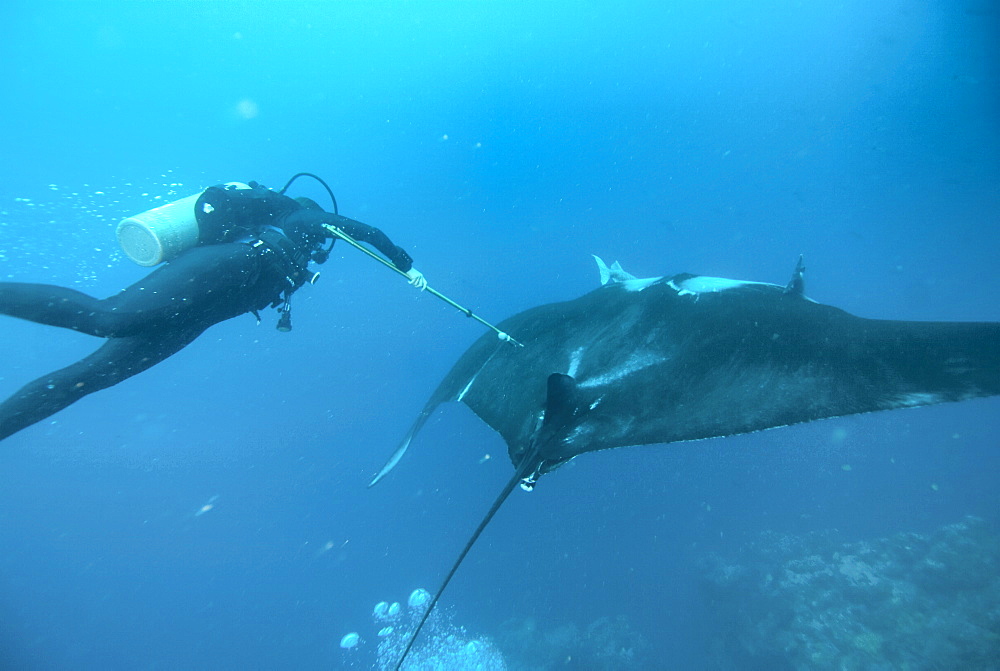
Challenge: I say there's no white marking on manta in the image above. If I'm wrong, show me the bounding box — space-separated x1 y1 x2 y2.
565 422 594 444
456 346 505 402
891 392 942 408
456 376 477 402
567 346 585 378
578 351 667 388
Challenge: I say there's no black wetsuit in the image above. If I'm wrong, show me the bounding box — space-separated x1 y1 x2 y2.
0 182 414 441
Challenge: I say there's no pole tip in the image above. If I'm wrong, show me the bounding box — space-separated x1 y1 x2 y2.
497 332 525 348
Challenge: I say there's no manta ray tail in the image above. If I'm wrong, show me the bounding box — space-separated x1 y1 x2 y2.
392 373 578 669
392 457 528 670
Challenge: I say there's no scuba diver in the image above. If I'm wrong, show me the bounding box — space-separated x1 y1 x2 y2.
0 176 427 442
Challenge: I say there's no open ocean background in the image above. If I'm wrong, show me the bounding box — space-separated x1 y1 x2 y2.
1 1 997 669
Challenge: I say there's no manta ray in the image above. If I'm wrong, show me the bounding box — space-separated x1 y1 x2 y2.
373 256 1000 668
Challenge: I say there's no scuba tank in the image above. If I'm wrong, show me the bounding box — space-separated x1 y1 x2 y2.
116 174 339 266
116 182 251 266
116 174 339 331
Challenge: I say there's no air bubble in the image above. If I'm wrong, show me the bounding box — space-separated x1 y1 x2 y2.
408 588 431 610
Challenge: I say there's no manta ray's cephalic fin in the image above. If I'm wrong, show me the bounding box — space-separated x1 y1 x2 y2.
784 254 806 297
518 373 582 490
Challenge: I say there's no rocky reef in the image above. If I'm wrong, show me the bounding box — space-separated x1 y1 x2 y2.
701 516 1000 670
494 613 649 670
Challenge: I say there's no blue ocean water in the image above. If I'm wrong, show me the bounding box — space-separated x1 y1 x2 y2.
1 1 997 669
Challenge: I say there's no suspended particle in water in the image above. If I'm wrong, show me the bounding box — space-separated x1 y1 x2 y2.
194 495 219 517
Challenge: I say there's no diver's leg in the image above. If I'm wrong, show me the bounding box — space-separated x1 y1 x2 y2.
105 243 279 328
0 243 275 338
0 283 121 336
0 328 204 441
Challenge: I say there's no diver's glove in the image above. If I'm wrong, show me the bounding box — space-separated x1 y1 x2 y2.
405 267 427 291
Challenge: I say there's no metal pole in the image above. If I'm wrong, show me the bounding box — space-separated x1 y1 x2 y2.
322 224 523 347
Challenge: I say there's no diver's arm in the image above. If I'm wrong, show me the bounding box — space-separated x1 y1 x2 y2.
282 209 414 272
326 214 414 273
